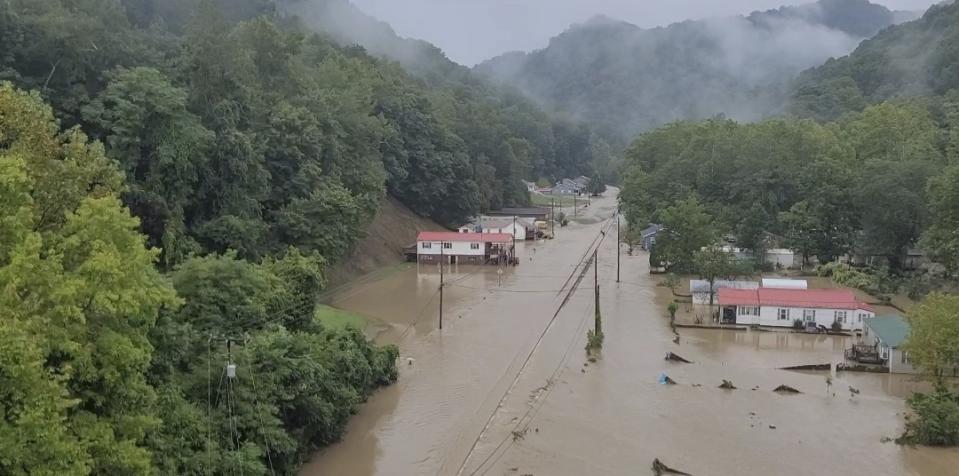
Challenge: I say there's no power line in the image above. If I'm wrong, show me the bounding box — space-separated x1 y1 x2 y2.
453 209 617 476
241 339 276 476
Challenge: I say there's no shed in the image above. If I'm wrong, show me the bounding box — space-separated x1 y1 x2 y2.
690 279 759 305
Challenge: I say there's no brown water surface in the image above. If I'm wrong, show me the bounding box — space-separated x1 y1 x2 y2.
301 190 959 476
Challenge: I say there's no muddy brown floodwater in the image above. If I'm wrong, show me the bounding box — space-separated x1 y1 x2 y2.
301 189 959 476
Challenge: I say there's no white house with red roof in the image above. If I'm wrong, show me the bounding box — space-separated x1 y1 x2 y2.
717 288 874 331
416 231 514 265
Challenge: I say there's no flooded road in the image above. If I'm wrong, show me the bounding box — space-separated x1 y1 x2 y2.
301 190 959 476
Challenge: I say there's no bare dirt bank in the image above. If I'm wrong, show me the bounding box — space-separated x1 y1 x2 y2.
326 195 446 286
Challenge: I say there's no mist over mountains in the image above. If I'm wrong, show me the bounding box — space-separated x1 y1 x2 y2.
474 0 920 142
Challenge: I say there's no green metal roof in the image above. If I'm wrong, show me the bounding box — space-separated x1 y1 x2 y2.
865 315 910 349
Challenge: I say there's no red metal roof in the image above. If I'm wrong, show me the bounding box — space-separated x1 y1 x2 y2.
416 231 513 243
718 288 873 311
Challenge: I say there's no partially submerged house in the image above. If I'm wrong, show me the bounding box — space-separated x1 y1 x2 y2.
849 315 915 374
416 231 514 265
550 181 580 195
488 207 550 222
690 279 759 305
640 224 663 251
458 216 532 240
717 288 874 331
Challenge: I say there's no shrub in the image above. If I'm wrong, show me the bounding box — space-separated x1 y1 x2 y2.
659 273 680 291
898 388 959 446
667 302 679 320
792 318 804 330
831 321 842 332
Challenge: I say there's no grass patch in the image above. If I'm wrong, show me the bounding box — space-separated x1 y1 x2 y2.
315 304 366 330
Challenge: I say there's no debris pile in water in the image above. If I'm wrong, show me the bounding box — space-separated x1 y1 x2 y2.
718 379 737 390
652 458 693 475
664 352 692 363
773 385 802 394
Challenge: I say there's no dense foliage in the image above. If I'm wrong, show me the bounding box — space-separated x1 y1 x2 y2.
620 99 958 272
474 0 910 145
792 1 959 121
0 79 399 475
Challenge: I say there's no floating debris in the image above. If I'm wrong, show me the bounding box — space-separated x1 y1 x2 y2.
673 335 680 345
658 373 677 385
768 425 777 430
652 458 693 476
511 428 529 441
719 379 737 390
773 385 802 394
849 386 860 396
780 363 831 371
665 352 692 363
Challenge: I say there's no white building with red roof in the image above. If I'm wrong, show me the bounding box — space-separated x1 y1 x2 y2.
717 288 874 331
416 231 514 265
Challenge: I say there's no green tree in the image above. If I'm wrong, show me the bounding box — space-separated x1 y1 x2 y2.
902 293 959 384
922 165 959 273
0 82 177 474
693 246 745 306
654 197 716 272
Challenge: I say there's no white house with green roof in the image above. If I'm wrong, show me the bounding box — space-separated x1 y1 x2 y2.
861 315 914 374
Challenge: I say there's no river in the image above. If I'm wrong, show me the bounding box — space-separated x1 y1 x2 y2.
301 190 959 476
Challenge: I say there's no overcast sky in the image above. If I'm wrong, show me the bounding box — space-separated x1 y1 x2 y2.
350 0 940 65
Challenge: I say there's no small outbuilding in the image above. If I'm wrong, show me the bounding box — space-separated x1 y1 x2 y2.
690 279 759 305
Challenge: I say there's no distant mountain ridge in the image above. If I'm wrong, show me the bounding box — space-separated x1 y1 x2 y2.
473 0 919 143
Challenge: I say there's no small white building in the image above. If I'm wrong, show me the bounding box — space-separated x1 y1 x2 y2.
764 249 800 269
416 231 513 265
458 216 531 240
718 288 874 331
690 279 759 305
761 278 807 290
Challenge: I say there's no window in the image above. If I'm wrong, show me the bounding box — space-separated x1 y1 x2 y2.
443 242 452 249
834 311 847 323
422 242 432 249
470 243 480 250
738 306 759 316
858 313 867 323
778 308 790 321
901 351 909 364
803 309 816 322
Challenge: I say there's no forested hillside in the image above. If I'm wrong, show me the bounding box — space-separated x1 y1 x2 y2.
792 1 959 121
474 0 915 144
0 0 605 474
620 97 959 275
0 0 602 269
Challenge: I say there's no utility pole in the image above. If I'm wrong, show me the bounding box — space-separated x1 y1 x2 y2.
574 194 577 217
550 197 555 237
594 249 602 337
512 215 517 265
616 207 623 283
439 244 444 330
